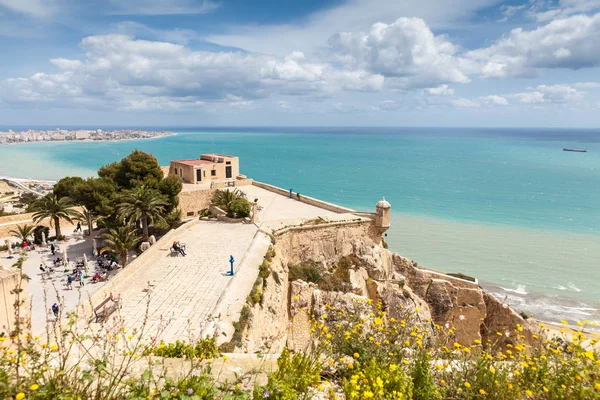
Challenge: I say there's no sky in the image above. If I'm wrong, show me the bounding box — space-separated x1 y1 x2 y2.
1 0 600 127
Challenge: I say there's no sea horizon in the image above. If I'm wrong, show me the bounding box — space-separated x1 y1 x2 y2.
1 126 599 325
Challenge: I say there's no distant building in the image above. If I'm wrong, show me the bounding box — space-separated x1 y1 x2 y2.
75 130 90 140
169 154 240 184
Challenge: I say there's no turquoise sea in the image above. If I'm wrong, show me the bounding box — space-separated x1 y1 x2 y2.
1 127 599 324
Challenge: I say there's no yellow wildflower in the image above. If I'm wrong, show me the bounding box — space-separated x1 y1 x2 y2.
16 393 25 400
30 384 39 391
525 390 533 397
479 389 487 395
464 382 471 389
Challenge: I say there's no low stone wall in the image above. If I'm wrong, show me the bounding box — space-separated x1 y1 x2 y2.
177 189 215 218
210 178 253 189
251 181 356 214
87 219 201 309
0 212 36 225
0 214 78 240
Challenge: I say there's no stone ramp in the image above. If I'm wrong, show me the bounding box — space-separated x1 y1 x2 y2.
108 222 259 342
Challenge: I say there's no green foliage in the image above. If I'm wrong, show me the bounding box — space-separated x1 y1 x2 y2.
158 174 183 213
118 185 168 240
100 226 141 266
412 350 441 400
53 176 86 200
288 263 322 284
144 337 219 359
32 225 50 245
247 277 263 305
212 189 250 218
229 198 251 218
259 260 271 280
253 348 321 400
101 150 164 190
32 194 79 237
18 192 38 212
8 224 35 242
288 256 355 292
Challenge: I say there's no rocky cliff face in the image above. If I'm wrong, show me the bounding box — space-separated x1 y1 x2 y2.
234 220 538 353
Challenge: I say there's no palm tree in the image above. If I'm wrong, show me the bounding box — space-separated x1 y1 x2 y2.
211 189 247 217
100 226 141 267
32 195 79 238
118 186 167 241
75 207 98 236
8 224 35 243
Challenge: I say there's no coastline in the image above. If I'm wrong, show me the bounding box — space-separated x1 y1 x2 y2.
0 131 176 147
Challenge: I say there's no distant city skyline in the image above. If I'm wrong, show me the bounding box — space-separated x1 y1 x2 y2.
1 0 600 127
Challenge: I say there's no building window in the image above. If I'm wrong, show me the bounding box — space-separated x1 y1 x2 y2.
211 170 216 176
226 161 231 165
187 211 194 217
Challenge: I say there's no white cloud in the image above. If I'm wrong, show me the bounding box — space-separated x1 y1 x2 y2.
498 4 527 22
513 84 585 103
207 0 500 56
573 81 600 88
107 0 219 16
535 0 600 21
0 34 384 111
328 17 469 89
424 85 455 96
467 12 600 78
0 0 56 18
112 21 200 45
479 95 509 105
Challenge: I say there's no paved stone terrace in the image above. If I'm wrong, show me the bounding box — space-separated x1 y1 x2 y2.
111 222 258 341
107 185 360 342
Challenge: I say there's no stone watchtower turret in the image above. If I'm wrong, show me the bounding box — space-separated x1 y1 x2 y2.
375 197 391 234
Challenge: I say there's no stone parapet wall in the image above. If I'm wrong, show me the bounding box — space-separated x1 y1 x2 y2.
0 214 78 240
252 181 356 214
87 219 201 310
177 189 215 218
0 212 36 225
210 179 253 189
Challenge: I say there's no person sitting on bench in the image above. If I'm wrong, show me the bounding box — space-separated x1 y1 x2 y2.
172 241 186 257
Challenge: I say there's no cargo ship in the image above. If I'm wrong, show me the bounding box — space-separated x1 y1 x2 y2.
563 148 587 152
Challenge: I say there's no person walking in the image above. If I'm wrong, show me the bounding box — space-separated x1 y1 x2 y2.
51 303 59 318
67 275 73 289
75 221 82 232
79 272 85 287
50 243 55 255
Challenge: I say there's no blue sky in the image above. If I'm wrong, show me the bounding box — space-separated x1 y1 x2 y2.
1 0 600 127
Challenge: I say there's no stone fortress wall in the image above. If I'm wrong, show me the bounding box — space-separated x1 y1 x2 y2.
235 215 536 354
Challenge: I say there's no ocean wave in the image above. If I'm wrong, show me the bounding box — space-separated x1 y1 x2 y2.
567 282 582 292
555 285 567 290
500 284 528 295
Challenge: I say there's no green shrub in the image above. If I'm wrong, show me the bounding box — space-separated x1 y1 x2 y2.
289 263 322 284
33 225 50 245
143 336 219 359
253 348 321 400
229 198 251 218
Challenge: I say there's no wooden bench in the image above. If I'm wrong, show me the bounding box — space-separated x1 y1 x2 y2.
92 294 121 323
